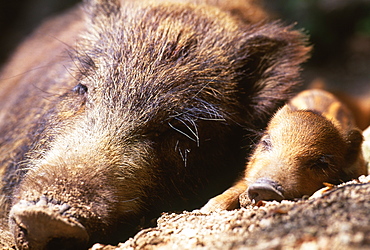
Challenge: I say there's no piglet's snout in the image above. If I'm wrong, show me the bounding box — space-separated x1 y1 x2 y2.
247 178 284 203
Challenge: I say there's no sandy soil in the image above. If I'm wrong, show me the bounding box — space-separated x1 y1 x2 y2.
90 175 370 250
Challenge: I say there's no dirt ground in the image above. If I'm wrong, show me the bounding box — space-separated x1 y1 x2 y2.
94 176 370 250
1 177 370 250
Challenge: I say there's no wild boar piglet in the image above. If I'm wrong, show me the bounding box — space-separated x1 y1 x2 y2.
202 89 367 212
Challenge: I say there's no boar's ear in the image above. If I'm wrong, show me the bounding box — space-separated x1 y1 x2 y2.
236 23 311 125
345 128 364 164
85 0 121 20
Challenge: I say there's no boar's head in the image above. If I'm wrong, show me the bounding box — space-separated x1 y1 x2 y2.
3 0 309 248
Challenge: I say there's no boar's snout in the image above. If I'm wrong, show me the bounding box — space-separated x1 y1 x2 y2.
247 178 284 203
9 196 88 250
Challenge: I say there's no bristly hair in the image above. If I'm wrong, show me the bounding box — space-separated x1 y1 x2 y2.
74 1 310 134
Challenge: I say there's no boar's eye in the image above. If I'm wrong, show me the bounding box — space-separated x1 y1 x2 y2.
260 134 272 151
72 83 88 95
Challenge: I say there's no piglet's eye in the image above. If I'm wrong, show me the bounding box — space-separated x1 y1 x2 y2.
308 156 332 170
72 83 88 95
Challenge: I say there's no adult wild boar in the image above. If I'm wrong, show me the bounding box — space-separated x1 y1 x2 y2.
201 89 367 212
0 0 309 248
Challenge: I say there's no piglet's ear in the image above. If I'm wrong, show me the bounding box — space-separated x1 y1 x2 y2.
345 128 363 164
84 0 121 20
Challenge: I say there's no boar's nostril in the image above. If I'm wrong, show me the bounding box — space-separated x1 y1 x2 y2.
247 178 284 203
9 198 89 250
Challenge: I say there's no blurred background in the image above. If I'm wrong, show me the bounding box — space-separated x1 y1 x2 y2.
0 0 79 68
0 0 369 104
267 0 370 93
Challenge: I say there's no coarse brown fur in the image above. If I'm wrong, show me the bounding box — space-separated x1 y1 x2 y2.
0 0 309 248
202 89 367 212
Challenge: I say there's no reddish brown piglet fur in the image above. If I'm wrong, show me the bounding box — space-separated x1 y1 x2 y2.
0 0 309 248
202 89 367 212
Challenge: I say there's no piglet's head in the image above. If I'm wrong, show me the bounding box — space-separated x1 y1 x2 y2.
244 105 366 203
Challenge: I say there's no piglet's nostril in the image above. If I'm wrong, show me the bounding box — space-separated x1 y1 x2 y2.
247 189 261 201
247 178 284 203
